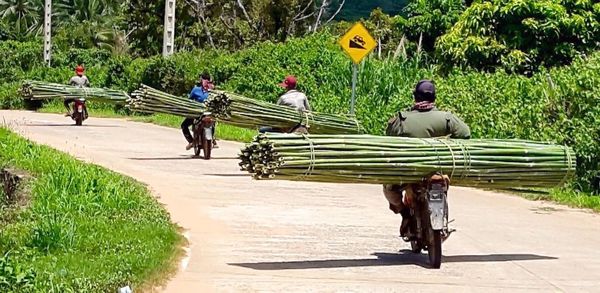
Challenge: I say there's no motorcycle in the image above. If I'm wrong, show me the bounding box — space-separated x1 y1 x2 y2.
192 113 216 159
401 174 453 268
71 98 88 126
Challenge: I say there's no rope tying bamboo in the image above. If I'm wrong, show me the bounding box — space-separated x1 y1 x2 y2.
302 134 317 178
559 144 574 187
239 134 576 189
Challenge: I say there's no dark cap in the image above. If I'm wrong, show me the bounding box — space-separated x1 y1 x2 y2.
414 79 436 101
200 72 211 81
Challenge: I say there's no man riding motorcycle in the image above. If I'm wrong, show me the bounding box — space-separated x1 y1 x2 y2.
383 80 470 238
65 65 90 116
181 73 218 150
259 75 311 134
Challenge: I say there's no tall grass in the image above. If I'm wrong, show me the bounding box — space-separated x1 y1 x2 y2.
0 128 182 292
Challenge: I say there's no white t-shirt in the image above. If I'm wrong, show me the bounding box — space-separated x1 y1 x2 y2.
69 75 90 87
277 90 311 112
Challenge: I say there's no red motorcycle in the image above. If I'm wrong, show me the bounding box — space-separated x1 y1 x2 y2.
71 98 88 126
192 113 216 159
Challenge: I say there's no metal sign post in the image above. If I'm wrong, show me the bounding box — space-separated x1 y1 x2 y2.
338 22 377 115
163 0 176 56
43 0 52 66
350 63 358 114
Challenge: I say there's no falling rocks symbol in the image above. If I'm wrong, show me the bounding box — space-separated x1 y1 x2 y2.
349 35 366 50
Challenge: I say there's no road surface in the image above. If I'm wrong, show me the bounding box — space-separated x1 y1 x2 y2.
2 110 600 292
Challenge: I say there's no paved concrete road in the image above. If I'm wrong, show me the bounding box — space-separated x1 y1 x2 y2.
3 110 600 292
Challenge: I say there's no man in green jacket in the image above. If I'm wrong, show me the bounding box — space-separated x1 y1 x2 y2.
384 79 470 237
386 80 470 138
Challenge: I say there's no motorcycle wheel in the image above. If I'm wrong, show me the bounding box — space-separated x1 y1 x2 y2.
74 113 83 126
193 132 201 157
410 240 422 253
202 138 212 160
428 230 442 269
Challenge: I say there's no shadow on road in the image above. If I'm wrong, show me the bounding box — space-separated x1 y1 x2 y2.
129 156 237 161
26 123 122 128
206 174 247 177
229 251 557 270
129 156 197 161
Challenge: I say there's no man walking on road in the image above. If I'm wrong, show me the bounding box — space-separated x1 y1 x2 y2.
383 79 470 237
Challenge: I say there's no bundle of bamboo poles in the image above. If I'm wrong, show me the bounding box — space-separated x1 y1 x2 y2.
239 133 576 189
127 85 207 118
208 91 364 134
21 81 129 103
126 85 363 134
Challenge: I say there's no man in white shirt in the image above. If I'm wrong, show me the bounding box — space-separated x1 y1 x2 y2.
65 65 90 115
277 75 310 112
260 75 311 133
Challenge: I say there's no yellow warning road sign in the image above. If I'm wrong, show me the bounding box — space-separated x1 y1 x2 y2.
339 22 377 64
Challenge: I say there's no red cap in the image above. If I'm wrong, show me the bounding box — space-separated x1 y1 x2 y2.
279 75 297 89
75 65 85 74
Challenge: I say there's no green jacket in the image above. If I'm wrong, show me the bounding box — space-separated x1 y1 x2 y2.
386 107 471 139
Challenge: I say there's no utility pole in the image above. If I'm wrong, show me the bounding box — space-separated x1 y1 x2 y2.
163 0 176 56
43 0 52 66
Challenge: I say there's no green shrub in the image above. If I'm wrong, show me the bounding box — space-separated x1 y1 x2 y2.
25 66 73 84
0 83 21 109
169 50 223 87
0 41 43 83
436 0 600 72
105 56 132 89
0 251 36 292
140 56 188 96
53 48 113 69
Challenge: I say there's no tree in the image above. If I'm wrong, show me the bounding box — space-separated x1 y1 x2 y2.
403 0 465 52
364 8 395 58
436 0 600 72
51 0 127 53
0 0 43 39
312 0 345 33
126 0 166 56
54 0 122 23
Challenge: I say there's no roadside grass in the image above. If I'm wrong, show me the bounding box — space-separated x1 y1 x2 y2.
0 127 183 292
533 189 600 213
39 100 256 143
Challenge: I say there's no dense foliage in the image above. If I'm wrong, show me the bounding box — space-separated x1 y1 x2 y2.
3 0 599 73
1 0 394 55
1 33 598 192
437 0 600 72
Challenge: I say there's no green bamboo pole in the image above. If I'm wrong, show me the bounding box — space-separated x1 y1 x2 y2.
238 133 576 189
21 80 129 103
126 85 364 134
